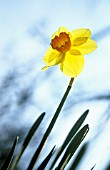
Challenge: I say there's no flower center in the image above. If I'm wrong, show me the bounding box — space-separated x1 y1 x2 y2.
51 32 71 53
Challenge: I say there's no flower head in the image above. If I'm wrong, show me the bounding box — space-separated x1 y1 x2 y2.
42 27 97 77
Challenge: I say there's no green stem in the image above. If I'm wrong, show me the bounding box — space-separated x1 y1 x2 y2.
27 78 74 170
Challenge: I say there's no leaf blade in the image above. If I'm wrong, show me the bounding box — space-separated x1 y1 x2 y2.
56 124 89 170
49 110 89 169
36 146 55 170
11 112 45 170
69 142 88 170
0 136 18 170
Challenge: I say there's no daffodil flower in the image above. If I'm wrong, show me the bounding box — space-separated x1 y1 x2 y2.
42 27 97 77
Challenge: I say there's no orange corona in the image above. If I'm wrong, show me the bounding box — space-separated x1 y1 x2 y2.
51 32 71 53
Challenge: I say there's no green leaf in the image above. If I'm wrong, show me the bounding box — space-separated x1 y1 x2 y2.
90 164 96 170
22 112 45 151
36 146 55 170
69 142 88 170
0 136 18 170
49 110 89 169
11 112 45 170
56 124 89 170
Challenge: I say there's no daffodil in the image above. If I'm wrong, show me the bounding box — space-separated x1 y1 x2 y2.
42 27 97 77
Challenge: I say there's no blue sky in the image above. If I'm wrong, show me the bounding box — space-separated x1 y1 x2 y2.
0 0 110 169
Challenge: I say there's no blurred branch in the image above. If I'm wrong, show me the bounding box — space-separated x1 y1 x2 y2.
92 25 110 41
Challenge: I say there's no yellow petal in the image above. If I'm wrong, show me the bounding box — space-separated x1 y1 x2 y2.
42 66 49 71
71 28 91 40
43 46 65 67
42 52 64 71
71 38 97 54
43 46 64 66
72 37 88 46
60 52 84 77
70 49 81 55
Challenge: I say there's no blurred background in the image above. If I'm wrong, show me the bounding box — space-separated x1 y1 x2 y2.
0 0 110 169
